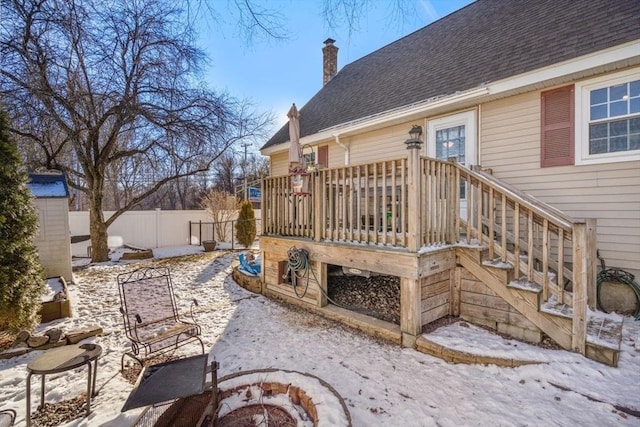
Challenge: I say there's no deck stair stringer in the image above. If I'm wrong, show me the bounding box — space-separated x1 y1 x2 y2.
457 249 573 350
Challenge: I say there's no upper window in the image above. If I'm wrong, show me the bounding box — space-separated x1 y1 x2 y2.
576 69 640 165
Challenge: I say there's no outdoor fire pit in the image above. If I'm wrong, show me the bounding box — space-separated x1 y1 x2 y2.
133 369 351 427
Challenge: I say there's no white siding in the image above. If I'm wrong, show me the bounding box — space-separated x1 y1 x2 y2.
33 198 73 281
480 90 640 275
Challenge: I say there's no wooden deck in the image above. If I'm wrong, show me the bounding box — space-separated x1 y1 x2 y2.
259 155 621 366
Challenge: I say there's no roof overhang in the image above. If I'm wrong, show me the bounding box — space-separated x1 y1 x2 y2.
261 39 640 157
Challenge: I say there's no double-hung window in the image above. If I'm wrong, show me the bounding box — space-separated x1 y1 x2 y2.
575 69 640 164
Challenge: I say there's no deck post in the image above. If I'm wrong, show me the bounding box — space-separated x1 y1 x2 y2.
315 261 328 307
571 220 594 355
400 277 421 347
585 218 597 310
313 172 322 241
405 126 423 252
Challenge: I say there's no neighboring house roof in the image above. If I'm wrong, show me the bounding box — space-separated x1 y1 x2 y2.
28 172 70 198
263 0 640 150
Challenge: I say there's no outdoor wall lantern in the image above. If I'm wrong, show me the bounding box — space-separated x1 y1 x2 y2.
301 144 318 173
405 125 423 149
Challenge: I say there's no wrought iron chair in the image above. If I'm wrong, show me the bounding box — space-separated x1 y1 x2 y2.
117 267 204 370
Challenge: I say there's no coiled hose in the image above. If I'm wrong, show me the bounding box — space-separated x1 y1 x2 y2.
286 247 342 306
597 252 640 320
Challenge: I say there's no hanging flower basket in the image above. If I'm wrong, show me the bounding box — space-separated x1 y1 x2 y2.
290 171 310 195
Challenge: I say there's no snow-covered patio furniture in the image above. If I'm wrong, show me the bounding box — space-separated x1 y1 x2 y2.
117 267 204 370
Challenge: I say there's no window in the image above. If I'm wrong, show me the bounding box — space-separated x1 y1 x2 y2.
575 69 640 165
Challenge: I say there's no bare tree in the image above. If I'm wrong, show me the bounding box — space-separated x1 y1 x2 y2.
200 190 239 242
212 151 239 194
1 0 270 261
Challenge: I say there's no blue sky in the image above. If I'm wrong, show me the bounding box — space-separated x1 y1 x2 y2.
197 0 474 149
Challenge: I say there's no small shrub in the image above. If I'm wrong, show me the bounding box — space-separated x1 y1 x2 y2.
0 110 45 332
235 201 256 248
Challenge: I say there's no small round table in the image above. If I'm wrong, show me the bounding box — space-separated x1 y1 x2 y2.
26 343 102 426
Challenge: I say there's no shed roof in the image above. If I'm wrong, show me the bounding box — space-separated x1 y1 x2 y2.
28 173 70 198
263 0 640 150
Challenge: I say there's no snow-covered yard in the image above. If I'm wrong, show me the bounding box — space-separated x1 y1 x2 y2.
1 247 640 426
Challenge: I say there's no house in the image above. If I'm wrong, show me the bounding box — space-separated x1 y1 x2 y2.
258 0 640 366
28 172 73 282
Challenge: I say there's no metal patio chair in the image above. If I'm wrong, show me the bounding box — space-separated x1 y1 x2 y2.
117 266 204 370
0 409 16 427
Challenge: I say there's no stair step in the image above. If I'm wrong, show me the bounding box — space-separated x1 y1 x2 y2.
585 311 623 367
507 280 542 293
481 259 513 284
586 312 623 350
540 301 573 319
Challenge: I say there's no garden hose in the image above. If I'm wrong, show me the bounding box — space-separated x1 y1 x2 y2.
286 247 343 306
596 252 640 320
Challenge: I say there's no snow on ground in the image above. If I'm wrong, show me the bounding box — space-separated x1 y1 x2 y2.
2 248 640 426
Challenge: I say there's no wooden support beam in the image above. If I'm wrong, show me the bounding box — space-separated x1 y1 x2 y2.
401 276 422 346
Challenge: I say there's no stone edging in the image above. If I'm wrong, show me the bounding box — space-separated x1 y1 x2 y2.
218 368 352 427
415 336 541 367
0 325 103 359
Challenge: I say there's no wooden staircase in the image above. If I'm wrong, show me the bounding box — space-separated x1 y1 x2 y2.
456 245 622 366
452 165 623 366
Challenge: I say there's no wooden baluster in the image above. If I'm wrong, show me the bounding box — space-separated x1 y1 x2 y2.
437 162 444 244
476 180 483 244
364 164 370 244
373 164 379 244
425 159 432 245
513 203 520 280
382 161 388 245
542 219 549 301
527 210 534 282
466 173 472 243
348 166 354 242
327 169 336 240
557 228 564 304
340 168 345 240
448 164 456 243
454 165 460 242
356 166 362 241
488 187 495 260
501 194 507 262
391 160 397 246
401 158 406 247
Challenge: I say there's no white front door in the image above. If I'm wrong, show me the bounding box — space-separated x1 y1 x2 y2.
427 110 477 219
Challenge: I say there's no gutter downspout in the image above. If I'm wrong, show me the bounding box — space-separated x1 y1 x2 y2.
333 134 349 165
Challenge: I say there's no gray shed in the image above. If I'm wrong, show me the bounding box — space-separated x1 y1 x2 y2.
28 172 73 282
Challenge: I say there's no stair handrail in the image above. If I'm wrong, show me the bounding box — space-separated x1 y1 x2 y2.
462 164 578 231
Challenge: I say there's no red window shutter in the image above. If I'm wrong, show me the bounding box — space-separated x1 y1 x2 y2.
541 85 574 167
317 145 328 168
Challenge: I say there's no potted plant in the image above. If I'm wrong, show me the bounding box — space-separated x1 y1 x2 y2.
202 240 216 252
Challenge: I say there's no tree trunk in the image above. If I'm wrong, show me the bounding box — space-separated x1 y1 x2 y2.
89 191 109 262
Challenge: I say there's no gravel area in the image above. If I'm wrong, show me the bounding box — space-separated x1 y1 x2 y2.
327 269 400 324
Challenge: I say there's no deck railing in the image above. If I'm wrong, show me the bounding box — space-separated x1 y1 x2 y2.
315 159 409 246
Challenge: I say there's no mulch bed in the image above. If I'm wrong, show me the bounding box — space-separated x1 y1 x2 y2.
29 395 87 427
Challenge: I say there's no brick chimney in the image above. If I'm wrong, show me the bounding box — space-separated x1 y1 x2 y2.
322 38 338 86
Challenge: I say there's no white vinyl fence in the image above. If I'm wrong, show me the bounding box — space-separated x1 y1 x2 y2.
68 209 261 257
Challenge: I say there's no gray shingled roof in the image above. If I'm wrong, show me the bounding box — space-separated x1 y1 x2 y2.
263 0 640 150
